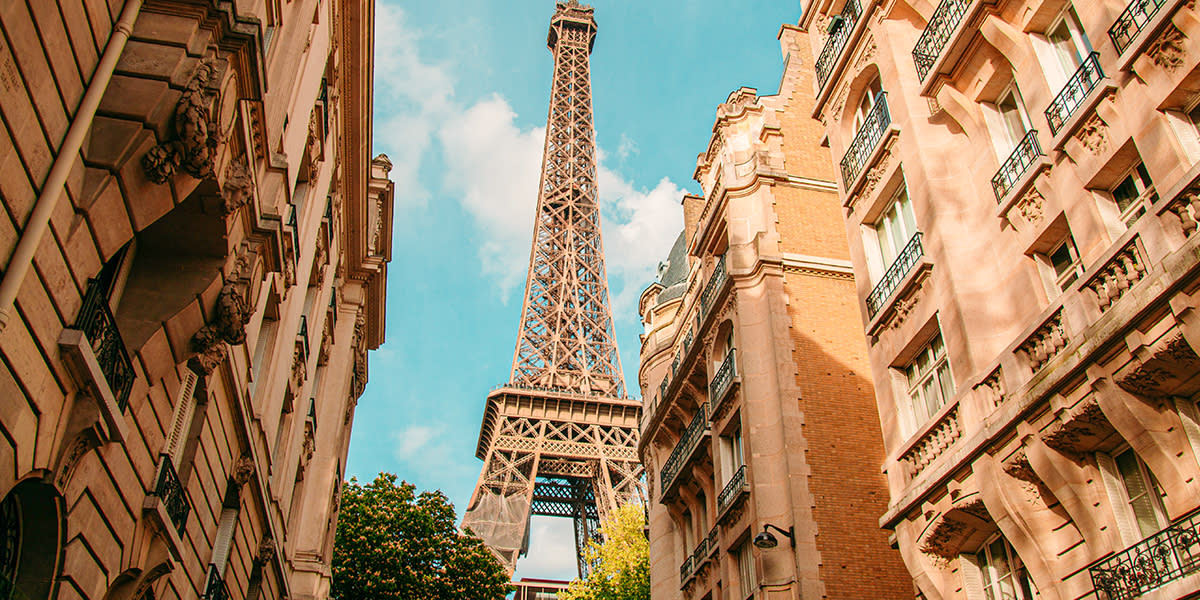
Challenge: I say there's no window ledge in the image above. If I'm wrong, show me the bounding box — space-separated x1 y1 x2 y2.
143 495 185 562
918 0 1000 98
866 261 933 337
1117 0 1189 73
1048 81 1118 153
59 328 129 443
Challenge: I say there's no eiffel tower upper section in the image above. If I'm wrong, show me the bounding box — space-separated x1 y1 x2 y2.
509 0 625 398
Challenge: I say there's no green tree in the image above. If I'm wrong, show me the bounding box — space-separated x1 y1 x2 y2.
332 473 512 600
560 503 650 600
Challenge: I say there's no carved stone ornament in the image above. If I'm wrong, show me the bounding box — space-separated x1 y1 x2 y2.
976 368 1006 408
143 60 222 183
918 498 990 560
191 281 252 371
318 318 333 366
255 536 276 565
233 453 256 486
290 346 306 392
1118 333 1200 398
856 150 892 204
1073 113 1109 155
57 430 100 488
1040 399 1112 456
830 82 851 123
306 109 324 174
1146 24 1187 72
221 157 253 217
1002 451 1038 484
1016 188 1045 224
883 277 926 332
350 348 367 398
854 38 878 70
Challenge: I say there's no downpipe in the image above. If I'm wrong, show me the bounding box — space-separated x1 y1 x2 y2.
0 0 144 331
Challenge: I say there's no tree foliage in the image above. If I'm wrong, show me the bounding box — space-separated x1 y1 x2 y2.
331 473 512 600
560 503 650 600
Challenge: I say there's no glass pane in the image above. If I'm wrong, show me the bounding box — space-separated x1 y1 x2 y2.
999 93 1027 146
1112 175 1140 213
1049 243 1075 277
898 189 917 237
1134 163 1152 188
923 379 941 419
937 361 955 406
989 538 1012 577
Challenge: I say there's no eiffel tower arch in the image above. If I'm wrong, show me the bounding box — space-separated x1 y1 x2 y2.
461 1 644 577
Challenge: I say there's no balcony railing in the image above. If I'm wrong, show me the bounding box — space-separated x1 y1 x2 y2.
1089 508 1200 599
680 526 720 586
815 0 862 91
840 93 891 186
708 349 737 415
866 232 924 318
154 455 190 536
718 464 747 513
76 278 135 411
679 556 693 586
1046 52 1104 135
659 405 709 493
698 254 728 318
203 566 230 600
991 130 1043 202
913 0 972 81
1109 0 1169 55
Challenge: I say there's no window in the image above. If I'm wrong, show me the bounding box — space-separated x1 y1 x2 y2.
721 426 745 484
1046 236 1083 291
905 333 954 426
1045 8 1092 84
736 541 756 599
854 77 884 131
1114 448 1169 538
1111 163 1155 226
873 184 918 277
996 87 1032 150
976 534 1040 600
1189 102 1200 136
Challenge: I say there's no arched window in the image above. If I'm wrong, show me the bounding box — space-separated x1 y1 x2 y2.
853 77 884 131
0 480 63 599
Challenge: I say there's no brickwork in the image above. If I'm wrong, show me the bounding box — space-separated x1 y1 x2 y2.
0 1 391 599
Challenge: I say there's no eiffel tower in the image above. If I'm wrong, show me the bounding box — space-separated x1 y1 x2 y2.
462 1 644 577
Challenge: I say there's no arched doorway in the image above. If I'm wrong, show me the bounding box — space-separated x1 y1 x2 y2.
0 480 63 599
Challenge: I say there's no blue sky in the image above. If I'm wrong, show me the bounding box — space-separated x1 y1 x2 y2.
347 0 802 580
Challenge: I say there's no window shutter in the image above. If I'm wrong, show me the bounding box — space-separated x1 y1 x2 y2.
166 371 199 465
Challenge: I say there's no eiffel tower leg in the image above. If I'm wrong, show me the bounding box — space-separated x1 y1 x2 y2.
571 477 599 579
462 441 542 574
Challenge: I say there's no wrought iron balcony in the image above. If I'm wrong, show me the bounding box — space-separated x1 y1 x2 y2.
913 0 971 81
866 233 924 318
991 130 1043 202
659 406 709 493
1046 52 1104 135
1109 0 1169 55
680 526 720 586
202 566 230 600
815 0 862 91
154 454 190 536
839 93 891 187
76 278 135 411
1089 508 1200 599
679 555 693 585
698 254 728 318
708 349 737 415
718 464 747 514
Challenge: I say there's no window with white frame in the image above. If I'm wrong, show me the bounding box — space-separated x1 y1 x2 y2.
904 332 954 427
1045 7 1092 85
1113 447 1170 539
1110 162 1155 227
872 183 918 281
721 425 745 485
976 534 1040 600
736 541 756 599
996 87 1033 151
1045 235 1083 292
853 77 884 131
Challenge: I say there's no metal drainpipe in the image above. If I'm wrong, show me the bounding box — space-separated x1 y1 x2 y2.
0 0 144 331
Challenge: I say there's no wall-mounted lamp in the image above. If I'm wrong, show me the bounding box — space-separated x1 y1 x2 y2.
753 523 795 550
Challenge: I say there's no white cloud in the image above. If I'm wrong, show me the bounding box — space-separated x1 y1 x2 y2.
513 516 580 581
392 424 442 461
616 132 639 163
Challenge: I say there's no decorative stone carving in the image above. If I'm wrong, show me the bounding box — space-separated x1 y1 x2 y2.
191 281 252 374
255 536 276 565
220 157 253 217
1118 333 1200 398
187 344 228 376
853 37 877 70
855 150 892 206
1016 188 1044 224
1146 24 1187 72
830 81 851 123
306 108 324 174
919 498 990 560
976 368 1006 408
143 60 221 183
350 348 367 398
1003 451 1039 484
318 318 333 366
290 346 307 392
1041 399 1111 456
233 453 256 486
57 430 100 488
1073 113 1109 155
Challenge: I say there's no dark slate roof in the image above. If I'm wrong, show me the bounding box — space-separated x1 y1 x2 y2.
654 231 689 304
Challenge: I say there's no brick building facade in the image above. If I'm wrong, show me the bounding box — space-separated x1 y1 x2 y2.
0 0 391 598
801 0 1200 597
637 26 910 600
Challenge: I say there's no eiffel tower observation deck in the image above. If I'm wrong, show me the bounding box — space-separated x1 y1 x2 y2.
461 0 644 578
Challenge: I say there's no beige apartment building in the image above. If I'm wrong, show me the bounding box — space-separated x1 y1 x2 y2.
0 1 392 599
637 27 911 600
799 0 1200 598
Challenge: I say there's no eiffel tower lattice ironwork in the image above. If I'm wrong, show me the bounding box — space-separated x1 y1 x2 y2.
462 1 644 578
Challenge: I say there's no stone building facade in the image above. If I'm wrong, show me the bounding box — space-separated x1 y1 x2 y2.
800 0 1200 598
637 27 911 600
0 1 391 599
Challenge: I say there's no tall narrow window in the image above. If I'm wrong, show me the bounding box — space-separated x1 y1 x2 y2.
1046 8 1091 83
853 77 884 131
904 333 954 427
1114 448 1169 538
873 184 918 276
736 541 757 599
997 88 1032 150
721 426 745 484
1111 163 1155 226
1046 235 1083 292
977 535 1039 600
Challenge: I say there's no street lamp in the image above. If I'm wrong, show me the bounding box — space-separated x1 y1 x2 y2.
753 523 795 549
